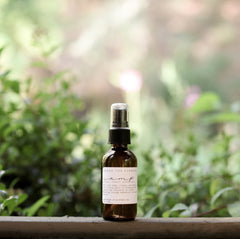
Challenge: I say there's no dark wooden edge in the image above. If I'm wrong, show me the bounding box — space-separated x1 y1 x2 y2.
0 217 240 239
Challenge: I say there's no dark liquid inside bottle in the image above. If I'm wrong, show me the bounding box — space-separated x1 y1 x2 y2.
102 144 137 221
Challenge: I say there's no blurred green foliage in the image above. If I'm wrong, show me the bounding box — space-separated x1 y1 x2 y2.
1 0 240 218
0 47 105 216
0 164 49 216
1 44 240 217
139 131 240 217
139 92 240 217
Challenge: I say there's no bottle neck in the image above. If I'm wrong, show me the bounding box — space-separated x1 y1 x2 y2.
112 144 128 149
108 128 131 145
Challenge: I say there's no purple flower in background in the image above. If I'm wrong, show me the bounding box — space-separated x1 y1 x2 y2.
119 69 143 92
184 85 201 108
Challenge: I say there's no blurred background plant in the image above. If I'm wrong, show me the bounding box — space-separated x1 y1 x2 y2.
0 0 240 217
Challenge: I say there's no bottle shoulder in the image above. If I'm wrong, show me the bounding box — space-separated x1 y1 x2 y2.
102 147 137 167
103 147 137 159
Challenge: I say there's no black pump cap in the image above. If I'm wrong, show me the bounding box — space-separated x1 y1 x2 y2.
109 128 131 144
108 103 131 144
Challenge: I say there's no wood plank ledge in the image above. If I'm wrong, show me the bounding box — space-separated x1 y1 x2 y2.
0 217 239 238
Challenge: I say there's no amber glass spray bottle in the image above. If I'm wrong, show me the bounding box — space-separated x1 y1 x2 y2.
101 103 137 221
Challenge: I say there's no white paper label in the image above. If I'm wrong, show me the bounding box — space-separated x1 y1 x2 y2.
102 167 137 204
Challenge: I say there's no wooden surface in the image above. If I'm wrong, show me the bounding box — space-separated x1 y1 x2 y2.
0 217 240 238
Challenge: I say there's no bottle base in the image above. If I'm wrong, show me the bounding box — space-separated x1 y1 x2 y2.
102 203 137 221
103 216 135 221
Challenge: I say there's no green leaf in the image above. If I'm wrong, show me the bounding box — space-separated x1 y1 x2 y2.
210 178 220 197
144 204 159 218
180 209 191 217
16 194 28 206
9 178 20 189
0 183 6 190
0 70 10 79
62 81 69 90
54 70 69 81
190 92 221 113
170 203 188 212
161 203 188 218
162 210 171 218
24 195 50 216
0 46 5 56
0 190 8 199
0 170 6 178
211 187 234 205
46 203 54 216
180 203 198 217
203 112 240 124
4 80 20 93
227 201 240 217
43 45 59 57
31 61 47 68
3 196 18 214
0 210 8 216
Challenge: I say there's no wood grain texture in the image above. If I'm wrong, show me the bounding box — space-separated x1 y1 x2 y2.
0 217 239 238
